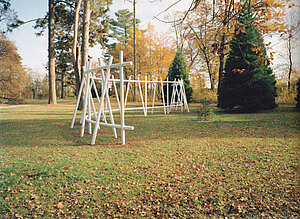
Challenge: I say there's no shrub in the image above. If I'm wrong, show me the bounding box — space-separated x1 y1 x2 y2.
196 98 213 120
192 88 217 103
37 93 44 99
276 81 297 105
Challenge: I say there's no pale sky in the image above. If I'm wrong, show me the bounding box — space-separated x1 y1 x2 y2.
6 0 300 78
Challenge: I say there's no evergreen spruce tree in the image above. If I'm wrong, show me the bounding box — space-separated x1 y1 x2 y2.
166 49 193 102
296 78 300 108
218 1 277 111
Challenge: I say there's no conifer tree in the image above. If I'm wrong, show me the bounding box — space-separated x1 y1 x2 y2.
218 0 277 111
109 9 140 47
166 49 193 102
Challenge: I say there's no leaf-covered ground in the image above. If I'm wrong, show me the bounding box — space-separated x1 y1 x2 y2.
0 100 299 218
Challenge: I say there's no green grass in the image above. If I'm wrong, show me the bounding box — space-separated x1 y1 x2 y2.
0 100 299 218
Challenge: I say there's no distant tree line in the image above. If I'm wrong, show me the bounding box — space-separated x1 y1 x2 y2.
0 0 299 109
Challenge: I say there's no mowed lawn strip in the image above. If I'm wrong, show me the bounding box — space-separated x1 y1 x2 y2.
0 101 299 217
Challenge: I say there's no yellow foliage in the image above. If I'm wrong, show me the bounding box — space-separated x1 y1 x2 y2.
109 24 176 80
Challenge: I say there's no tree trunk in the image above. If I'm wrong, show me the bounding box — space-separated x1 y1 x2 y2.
72 0 82 101
75 45 81 94
202 46 215 91
80 0 90 109
287 37 292 90
48 0 57 104
81 0 90 71
56 83 59 98
217 34 226 95
133 0 137 102
61 72 64 99
190 25 215 91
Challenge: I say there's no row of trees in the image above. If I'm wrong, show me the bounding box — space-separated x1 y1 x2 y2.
166 0 299 110
0 0 299 109
43 1 190 105
16 1 182 105
44 0 111 105
172 1 297 93
0 0 112 104
0 0 172 103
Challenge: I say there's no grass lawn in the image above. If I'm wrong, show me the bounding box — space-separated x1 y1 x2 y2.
0 99 299 218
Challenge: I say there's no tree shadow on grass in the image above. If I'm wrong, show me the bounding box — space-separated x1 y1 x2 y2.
127 108 299 141
1 118 92 147
213 105 299 115
1 117 147 148
1 106 298 148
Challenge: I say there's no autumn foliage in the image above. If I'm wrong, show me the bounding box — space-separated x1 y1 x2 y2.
107 24 175 80
0 34 30 101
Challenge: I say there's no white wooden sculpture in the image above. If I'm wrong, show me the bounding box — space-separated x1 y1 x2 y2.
71 51 189 145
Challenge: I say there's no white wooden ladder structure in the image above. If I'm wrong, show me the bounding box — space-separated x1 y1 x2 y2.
70 51 189 145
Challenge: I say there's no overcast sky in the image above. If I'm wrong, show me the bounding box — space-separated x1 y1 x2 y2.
6 0 300 78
